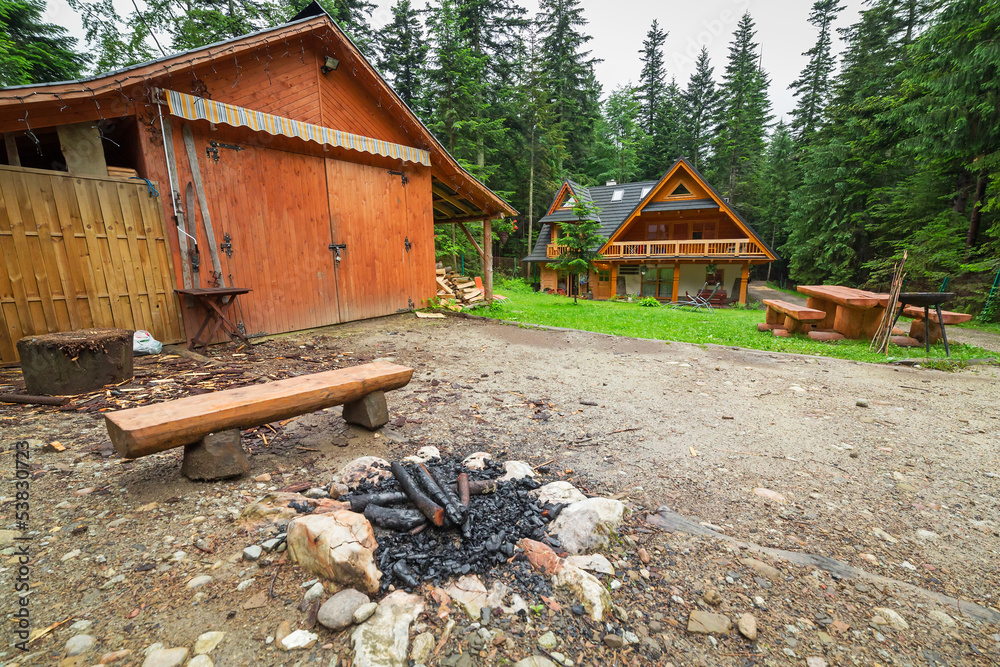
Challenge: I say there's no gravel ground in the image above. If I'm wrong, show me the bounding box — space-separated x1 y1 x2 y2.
2 315 998 666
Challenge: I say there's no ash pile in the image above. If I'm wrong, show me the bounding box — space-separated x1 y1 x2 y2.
293 449 567 594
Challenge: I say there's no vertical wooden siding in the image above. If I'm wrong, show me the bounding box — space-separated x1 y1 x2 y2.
0 165 183 362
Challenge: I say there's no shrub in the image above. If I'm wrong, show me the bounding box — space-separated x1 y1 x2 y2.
637 296 662 307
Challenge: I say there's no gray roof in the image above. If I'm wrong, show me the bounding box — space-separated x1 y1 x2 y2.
525 180 657 262
641 198 718 213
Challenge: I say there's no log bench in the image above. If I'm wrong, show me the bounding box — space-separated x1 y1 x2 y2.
761 299 827 334
902 306 972 345
104 360 413 480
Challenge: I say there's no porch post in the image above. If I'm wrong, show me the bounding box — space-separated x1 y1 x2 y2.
484 218 493 301
739 263 749 305
671 262 681 302
610 264 618 298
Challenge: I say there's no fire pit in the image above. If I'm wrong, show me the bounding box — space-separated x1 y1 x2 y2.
295 456 566 594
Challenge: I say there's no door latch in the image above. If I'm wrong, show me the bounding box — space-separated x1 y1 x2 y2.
404 237 412 252
329 243 347 263
389 170 409 186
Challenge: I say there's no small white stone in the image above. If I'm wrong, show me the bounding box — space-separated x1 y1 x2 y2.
243 545 263 561
65 634 96 656
61 548 81 562
236 578 255 591
186 575 213 589
303 582 325 605
188 656 214 667
278 629 318 651
69 620 93 633
353 601 378 624
194 631 225 655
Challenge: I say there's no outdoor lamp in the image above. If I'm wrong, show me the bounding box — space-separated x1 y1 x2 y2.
321 56 340 74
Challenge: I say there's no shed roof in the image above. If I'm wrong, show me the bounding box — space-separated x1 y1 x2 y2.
0 7 515 221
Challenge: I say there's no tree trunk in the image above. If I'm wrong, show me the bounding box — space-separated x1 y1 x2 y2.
966 172 988 249
528 127 535 280
953 168 972 214
451 223 457 272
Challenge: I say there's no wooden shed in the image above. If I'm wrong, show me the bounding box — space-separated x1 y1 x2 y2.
0 4 514 363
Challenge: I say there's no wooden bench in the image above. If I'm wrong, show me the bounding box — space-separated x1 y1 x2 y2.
902 306 971 344
104 360 413 480
761 299 827 333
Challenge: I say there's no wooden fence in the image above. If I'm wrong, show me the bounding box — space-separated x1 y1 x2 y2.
0 165 184 363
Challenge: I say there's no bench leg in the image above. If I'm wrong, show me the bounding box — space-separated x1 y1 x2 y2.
343 390 389 430
181 429 251 481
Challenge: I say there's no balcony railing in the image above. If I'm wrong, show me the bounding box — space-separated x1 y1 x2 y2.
601 238 766 259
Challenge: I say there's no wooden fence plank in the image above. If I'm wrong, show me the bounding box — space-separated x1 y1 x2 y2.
0 165 183 361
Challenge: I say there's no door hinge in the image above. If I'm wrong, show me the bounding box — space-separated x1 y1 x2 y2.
220 232 233 258
389 170 408 186
206 141 243 163
404 236 412 252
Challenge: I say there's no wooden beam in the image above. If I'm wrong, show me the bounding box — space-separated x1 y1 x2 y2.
740 263 749 305
432 201 455 217
672 262 680 302
3 133 20 166
457 221 484 260
434 214 494 225
104 361 414 458
432 186 476 216
484 217 493 301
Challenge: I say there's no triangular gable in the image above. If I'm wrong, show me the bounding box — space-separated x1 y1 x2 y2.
601 158 777 261
547 181 576 215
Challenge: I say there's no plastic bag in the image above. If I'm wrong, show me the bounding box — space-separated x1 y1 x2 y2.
133 329 163 356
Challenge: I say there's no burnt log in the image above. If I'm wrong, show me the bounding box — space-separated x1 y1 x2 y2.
347 491 409 514
425 464 465 525
466 479 499 496
363 504 426 531
390 462 445 527
457 473 470 507
393 560 420 588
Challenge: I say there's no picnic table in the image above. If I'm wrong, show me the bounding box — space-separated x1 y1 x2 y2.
797 285 890 339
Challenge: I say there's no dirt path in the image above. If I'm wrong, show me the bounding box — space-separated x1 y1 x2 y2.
747 284 808 307
3 316 998 665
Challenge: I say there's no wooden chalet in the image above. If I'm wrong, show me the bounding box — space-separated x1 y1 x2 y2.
0 3 514 362
524 158 777 304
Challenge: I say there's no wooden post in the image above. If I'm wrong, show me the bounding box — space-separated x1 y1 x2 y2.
740 263 750 305
671 262 681 302
483 218 493 301
4 133 20 166
610 264 618 298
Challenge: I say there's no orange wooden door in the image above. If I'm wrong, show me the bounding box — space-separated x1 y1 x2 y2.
326 158 413 321
197 141 341 335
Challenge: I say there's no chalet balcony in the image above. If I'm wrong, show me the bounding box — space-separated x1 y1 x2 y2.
546 238 768 260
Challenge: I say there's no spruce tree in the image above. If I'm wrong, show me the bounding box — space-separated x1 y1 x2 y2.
377 0 428 112
638 20 667 135
709 11 773 204
594 84 643 184
0 0 87 84
551 197 605 304
535 0 602 178
753 122 799 282
679 47 718 170
790 0 845 143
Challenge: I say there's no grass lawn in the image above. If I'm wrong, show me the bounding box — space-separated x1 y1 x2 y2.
486 279 998 366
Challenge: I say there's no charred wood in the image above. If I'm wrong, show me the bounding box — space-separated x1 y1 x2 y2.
390 461 445 527
363 504 426 531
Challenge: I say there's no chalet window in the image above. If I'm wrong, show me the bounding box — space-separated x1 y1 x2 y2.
647 224 667 240
560 196 576 208
596 269 611 284
641 266 674 298
669 182 692 196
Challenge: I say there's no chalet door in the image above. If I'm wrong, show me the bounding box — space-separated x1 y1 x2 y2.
196 139 341 335
325 158 413 321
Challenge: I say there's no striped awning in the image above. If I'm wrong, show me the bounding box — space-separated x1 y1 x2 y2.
163 89 431 167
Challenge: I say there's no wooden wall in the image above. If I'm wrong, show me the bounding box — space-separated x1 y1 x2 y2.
0 165 183 363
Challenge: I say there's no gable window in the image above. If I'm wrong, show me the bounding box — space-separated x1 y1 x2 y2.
611 188 624 202
560 196 576 209
668 182 692 197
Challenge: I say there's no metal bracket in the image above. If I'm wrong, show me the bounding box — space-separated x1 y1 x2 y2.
389 170 408 186
220 232 233 258
404 236 412 252
205 141 243 164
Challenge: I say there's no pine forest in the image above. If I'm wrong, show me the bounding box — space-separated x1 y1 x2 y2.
3 0 999 316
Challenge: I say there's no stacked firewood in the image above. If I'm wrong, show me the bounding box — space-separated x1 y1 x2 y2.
435 267 485 308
